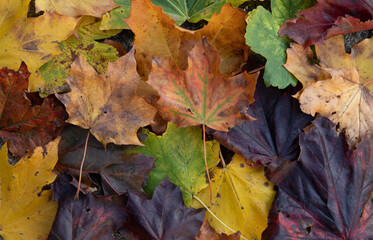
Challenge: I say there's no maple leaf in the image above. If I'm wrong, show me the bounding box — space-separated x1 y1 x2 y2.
279 0 373 47
0 138 59 240
151 0 247 25
210 78 313 170
48 174 128 240
125 0 250 79
191 154 276 239
125 178 205 239
245 0 316 88
148 39 258 132
100 0 130 30
56 49 157 146
57 125 154 197
35 0 117 17
134 122 220 206
39 16 120 96
285 35 373 145
195 220 241 240
263 117 373 239
0 63 66 157
0 0 79 92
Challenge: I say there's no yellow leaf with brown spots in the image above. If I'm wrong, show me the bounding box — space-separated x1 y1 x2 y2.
191 154 276 240
0 1 79 92
35 0 117 17
0 138 59 240
56 49 157 146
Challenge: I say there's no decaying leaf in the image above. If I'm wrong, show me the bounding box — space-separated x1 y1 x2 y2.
56 49 157 146
264 117 373 239
285 35 373 145
0 138 59 240
279 0 373 47
0 0 79 92
125 178 205 239
192 154 276 239
35 0 117 17
0 63 66 157
134 122 220 206
48 174 128 240
195 220 241 240
148 39 258 132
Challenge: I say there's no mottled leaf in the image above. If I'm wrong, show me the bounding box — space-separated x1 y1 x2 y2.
100 0 131 30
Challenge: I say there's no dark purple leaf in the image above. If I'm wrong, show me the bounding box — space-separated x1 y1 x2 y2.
48 174 128 240
211 78 313 170
263 117 373 239
125 178 205 240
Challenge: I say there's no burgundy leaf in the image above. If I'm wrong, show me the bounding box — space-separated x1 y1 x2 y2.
211 78 313 170
263 117 373 239
48 174 128 240
279 0 373 47
125 178 205 240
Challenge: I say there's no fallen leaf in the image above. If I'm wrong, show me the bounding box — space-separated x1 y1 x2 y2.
38 16 120 96
134 122 220 206
195 220 241 240
35 0 117 17
100 0 131 30
56 49 157 146
210 78 313 170
245 0 315 88
48 174 128 240
57 125 154 197
191 154 276 239
0 63 66 157
125 178 205 239
148 39 258 132
0 138 59 240
0 0 79 92
263 117 373 239
151 0 247 25
285 35 373 145
279 0 373 47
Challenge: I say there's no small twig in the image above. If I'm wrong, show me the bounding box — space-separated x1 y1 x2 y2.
75 131 90 200
202 124 213 203
219 149 226 168
247 66 265 75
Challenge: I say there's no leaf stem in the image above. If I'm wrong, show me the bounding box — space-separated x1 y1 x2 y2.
193 195 248 240
219 149 226 168
247 66 265 75
202 124 213 203
75 130 90 200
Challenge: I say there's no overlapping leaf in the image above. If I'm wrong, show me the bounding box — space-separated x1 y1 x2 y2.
196 220 241 240
263 117 373 239
48 174 128 240
0 139 59 240
279 0 373 47
192 154 276 239
0 63 66 157
211 78 313 170
0 0 79 92
148 39 257 131
56 49 157 146
285 35 373 145
134 122 220 206
245 0 316 88
100 0 131 30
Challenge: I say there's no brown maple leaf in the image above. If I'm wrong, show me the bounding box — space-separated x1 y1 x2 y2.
148 39 258 132
56 49 157 146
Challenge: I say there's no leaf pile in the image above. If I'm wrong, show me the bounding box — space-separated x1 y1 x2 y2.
1 0 373 239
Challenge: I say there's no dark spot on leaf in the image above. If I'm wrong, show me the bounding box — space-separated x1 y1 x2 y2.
34 171 39 176
23 40 40 51
264 182 269 187
241 206 244 209
240 163 244 168
331 111 336 115
216 193 221 198
306 226 312 234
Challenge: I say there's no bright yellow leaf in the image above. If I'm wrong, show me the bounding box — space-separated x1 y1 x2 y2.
0 1 79 92
0 138 60 240
192 154 276 240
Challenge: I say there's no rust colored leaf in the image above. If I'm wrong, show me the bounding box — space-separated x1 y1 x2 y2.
56 49 157 146
148 39 258 132
195 220 241 240
0 63 66 157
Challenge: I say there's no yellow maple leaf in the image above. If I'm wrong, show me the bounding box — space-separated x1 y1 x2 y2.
284 35 373 145
191 154 276 240
0 138 59 240
0 0 79 92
